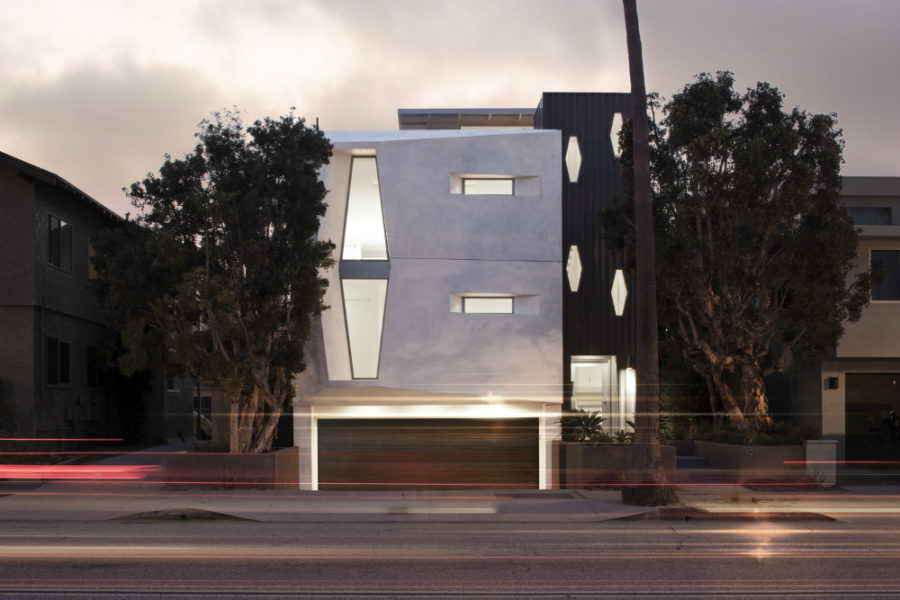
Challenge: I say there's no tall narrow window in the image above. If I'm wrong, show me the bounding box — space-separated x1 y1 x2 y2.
46 337 70 385
343 279 388 379
342 157 388 260
872 250 900 301
88 240 98 279
48 215 72 271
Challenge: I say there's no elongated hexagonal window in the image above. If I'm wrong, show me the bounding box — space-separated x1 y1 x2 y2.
610 113 624 158
566 245 583 292
342 157 387 260
565 136 582 183
611 269 628 316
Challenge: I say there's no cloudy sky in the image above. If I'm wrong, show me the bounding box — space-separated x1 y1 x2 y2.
2 0 898 216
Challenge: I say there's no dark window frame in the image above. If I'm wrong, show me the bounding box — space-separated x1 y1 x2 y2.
48 215 72 271
46 336 71 386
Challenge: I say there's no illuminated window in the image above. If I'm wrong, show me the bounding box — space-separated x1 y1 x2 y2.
566 245 582 292
342 157 388 260
610 112 624 158
462 178 514 195
343 279 388 378
565 136 582 183
462 296 514 314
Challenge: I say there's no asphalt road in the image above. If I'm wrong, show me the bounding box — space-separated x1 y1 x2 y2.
1 518 900 599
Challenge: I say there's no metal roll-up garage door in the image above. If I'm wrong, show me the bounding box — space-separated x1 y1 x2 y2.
317 418 539 490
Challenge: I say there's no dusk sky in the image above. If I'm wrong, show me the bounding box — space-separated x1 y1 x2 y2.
2 0 898 216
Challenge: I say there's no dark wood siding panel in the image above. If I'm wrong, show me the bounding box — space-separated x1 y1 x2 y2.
535 93 637 397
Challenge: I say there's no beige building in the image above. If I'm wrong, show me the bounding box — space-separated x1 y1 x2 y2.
787 176 900 460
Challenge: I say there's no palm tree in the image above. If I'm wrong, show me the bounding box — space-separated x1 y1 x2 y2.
621 0 677 505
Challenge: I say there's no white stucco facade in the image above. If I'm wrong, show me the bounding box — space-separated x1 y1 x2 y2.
295 129 563 489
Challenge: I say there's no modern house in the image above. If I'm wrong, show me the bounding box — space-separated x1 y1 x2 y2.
293 93 638 489
0 151 194 445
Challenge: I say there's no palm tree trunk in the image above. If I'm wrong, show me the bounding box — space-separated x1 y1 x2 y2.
621 0 677 505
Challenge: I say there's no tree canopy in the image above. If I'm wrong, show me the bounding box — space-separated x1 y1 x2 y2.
92 110 334 452
609 72 870 431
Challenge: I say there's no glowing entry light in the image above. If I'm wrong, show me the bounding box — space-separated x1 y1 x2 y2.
611 269 628 316
0 464 159 480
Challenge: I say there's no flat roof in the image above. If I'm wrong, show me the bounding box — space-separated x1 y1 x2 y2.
398 108 536 130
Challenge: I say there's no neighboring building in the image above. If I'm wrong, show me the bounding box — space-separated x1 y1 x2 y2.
784 176 900 461
294 93 638 490
0 151 194 444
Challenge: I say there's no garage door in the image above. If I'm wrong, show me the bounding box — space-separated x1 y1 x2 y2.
845 373 900 461
317 418 539 490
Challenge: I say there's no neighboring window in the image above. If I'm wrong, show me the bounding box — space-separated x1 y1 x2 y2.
86 346 104 389
166 373 179 392
342 157 388 260
462 178 514 195
46 337 70 385
848 207 892 226
88 239 98 279
462 296 514 314
872 249 900 301
48 215 72 270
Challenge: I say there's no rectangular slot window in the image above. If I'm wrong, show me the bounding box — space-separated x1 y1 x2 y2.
462 296 514 314
462 178 514 196
46 337 70 385
48 215 72 270
872 249 900 301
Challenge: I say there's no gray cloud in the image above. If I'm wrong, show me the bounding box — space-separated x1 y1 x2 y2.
1 0 897 218
0 60 223 215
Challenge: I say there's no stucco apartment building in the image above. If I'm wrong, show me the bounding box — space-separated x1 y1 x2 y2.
0 151 193 444
786 176 900 461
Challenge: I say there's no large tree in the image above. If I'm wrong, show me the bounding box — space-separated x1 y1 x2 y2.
613 72 870 432
92 110 334 452
620 0 677 506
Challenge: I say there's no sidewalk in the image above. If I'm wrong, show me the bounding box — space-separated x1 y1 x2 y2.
2 443 899 523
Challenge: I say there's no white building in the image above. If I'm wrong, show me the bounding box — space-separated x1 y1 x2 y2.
294 128 564 490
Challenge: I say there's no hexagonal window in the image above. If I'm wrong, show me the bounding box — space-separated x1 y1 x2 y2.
611 269 627 316
566 245 583 292
565 136 582 183
610 113 624 158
